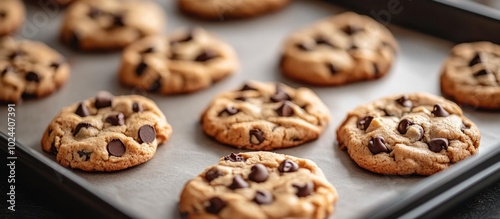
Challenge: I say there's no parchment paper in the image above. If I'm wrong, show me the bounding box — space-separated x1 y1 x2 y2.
1 1 499 218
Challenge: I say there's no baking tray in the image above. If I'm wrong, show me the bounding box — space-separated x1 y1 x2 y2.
2 0 500 218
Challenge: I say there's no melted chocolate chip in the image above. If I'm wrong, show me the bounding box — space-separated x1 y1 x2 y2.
69 32 81 50
87 7 102 18
326 63 338 74
205 197 226 214
73 122 93 136
271 85 291 103
368 136 389 154
278 159 299 173
295 42 313 51
373 63 380 75
1 66 12 77
9 51 23 60
138 125 156 143
428 138 449 152
149 77 162 92
135 62 148 76
107 139 125 157
349 44 359 51
293 181 314 197
25 72 41 82
473 69 490 77
223 153 246 162
240 83 256 91
357 116 374 131
171 31 194 44
228 175 249 190
343 25 363 35
75 103 90 117
276 101 294 117
141 47 155 54
468 53 482 67
398 118 413 134
205 167 223 182
77 151 91 161
249 129 265 145
0 10 7 19
112 14 125 27
315 35 336 48
132 102 143 112
218 106 239 116
105 113 125 126
254 190 273 205
235 96 246 101
248 164 269 183
195 49 218 62
50 143 58 155
396 95 413 108
95 91 114 109
432 104 449 117
50 62 61 70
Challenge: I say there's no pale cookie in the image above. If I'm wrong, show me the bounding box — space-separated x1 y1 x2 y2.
440 41 500 110
41 91 172 172
281 12 398 86
119 27 238 94
0 37 70 103
336 93 480 175
201 81 330 150
60 0 165 51
178 0 290 20
0 0 25 36
179 152 338 219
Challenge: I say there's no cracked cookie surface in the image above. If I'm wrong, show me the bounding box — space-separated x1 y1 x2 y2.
336 93 480 175
0 37 70 103
178 0 290 20
440 41 500 110
60 0 165 51
179 152 338 219
41 91 172 171
201 81 330 150
280 12 398 86
119 27 238 94
0 0 24 36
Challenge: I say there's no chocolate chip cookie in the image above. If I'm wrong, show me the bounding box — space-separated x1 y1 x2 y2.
41 91 172 172
440 41 500 110
336 93 480 175
179 152 338 219
280 12 398 86
119 27 238 94
201 81 330 150
60 0 165 51
0 0 25 36
0 37 70 103
178 0 290 20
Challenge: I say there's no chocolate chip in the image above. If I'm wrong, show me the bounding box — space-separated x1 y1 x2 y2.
50 143 58 155
349 44 359 51
432 104 449 117
77 151 91 161
105 113 125 126
0 10 6 19
373 63 380 75
138 125 156 143
95 91 114 109
428 138 449 152
112 14 125 27
398 118 413 134
218 106 239 116
135 62 148 76
295 42 313 51
69 32 81 50
270 85 291 102
254 190 273 205
357 116 374 131
235 96 246 101
249 129 265 145
149 77 162 92
205 167 223 182
276 101 294 117
25 72 41 82
240 83 256 91
293 181 314 197
228 175 249 190
473 69 490 77
368 136 389 154
50 62 61 70
141 47 155 54
315 35 337 48
326 63 338 74
278 159 299 173
21 92 36 100
180 212 189 219
1 66 12 77
205 197 226 214
87 7 102 18
396 95 413 108
343 25 363 35
223 153 246 162
132 102 143 112
107 139 125 157
469 53 482 67
73 122 93 136
75 103 90 117
9 51 23 60
248 164 269 183
171 30 193 44
195 49 218 62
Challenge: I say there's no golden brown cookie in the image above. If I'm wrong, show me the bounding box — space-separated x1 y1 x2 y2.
178 0 290 20
0 0 25 36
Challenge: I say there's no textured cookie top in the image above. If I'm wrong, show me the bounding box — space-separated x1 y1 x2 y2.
60 0 165 51
440 41 500 109
41 91 172 171
178 0 290 20
201 81 330 150
179 152 338 219
119 27 238 94
336 93 480 175
281 12 398 86
0 37 70 103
